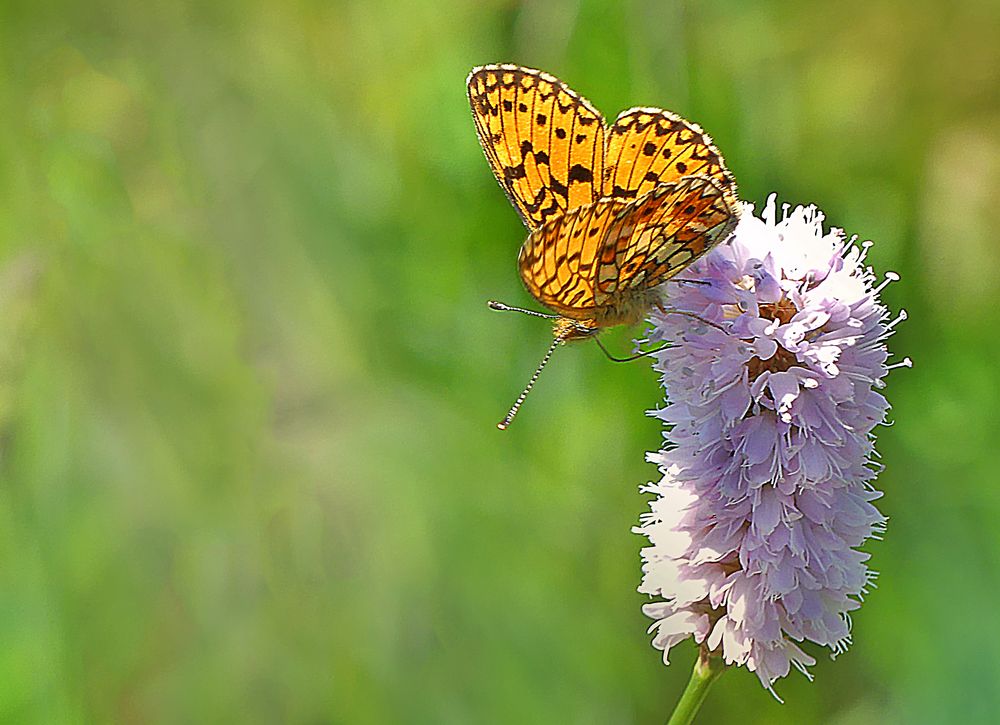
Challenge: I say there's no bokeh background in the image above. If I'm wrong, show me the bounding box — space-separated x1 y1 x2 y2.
1 0 998 722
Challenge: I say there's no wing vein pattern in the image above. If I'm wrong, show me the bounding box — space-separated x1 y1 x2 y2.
468 64 740 331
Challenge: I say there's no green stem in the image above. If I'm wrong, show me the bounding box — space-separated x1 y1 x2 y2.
666 650 726 725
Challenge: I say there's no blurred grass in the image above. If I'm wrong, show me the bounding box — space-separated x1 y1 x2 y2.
0 0 998 722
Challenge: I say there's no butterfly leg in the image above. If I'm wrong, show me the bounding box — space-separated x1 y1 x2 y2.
653 303 728 333
665 278 712 287
593 336 671 363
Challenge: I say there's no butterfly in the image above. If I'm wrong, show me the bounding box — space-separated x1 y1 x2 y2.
467 64 740 428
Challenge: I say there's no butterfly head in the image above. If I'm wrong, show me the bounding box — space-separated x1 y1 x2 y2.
552 316 600 342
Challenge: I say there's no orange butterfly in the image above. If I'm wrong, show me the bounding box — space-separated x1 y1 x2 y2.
468 64 740 428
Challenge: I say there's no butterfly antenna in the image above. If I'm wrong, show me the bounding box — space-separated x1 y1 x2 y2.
497 331 566 431
488 299 558 320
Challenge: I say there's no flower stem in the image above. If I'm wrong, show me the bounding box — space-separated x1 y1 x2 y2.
666 650 726 725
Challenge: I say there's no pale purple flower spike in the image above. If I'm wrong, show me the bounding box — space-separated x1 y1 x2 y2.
637 194 909 696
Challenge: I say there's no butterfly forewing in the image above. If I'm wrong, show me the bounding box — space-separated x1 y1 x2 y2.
467 65 605 230
518 176 739 319
603 108 736 202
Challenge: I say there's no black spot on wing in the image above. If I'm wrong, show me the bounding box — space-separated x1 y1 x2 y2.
549 176 569 201
503 163 526 182
567 164 593 184
611 184 637 199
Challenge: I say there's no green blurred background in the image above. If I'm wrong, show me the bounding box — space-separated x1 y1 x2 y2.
1 0 997 722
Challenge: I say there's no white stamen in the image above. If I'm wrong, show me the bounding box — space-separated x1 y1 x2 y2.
886 309 908 329
873 271 900 294
857 240 874 263
792 659 816 680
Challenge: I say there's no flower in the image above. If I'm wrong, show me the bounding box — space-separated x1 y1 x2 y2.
636 194 909 695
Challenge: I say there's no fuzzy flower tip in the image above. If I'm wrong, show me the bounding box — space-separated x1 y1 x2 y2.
636 194 909 695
